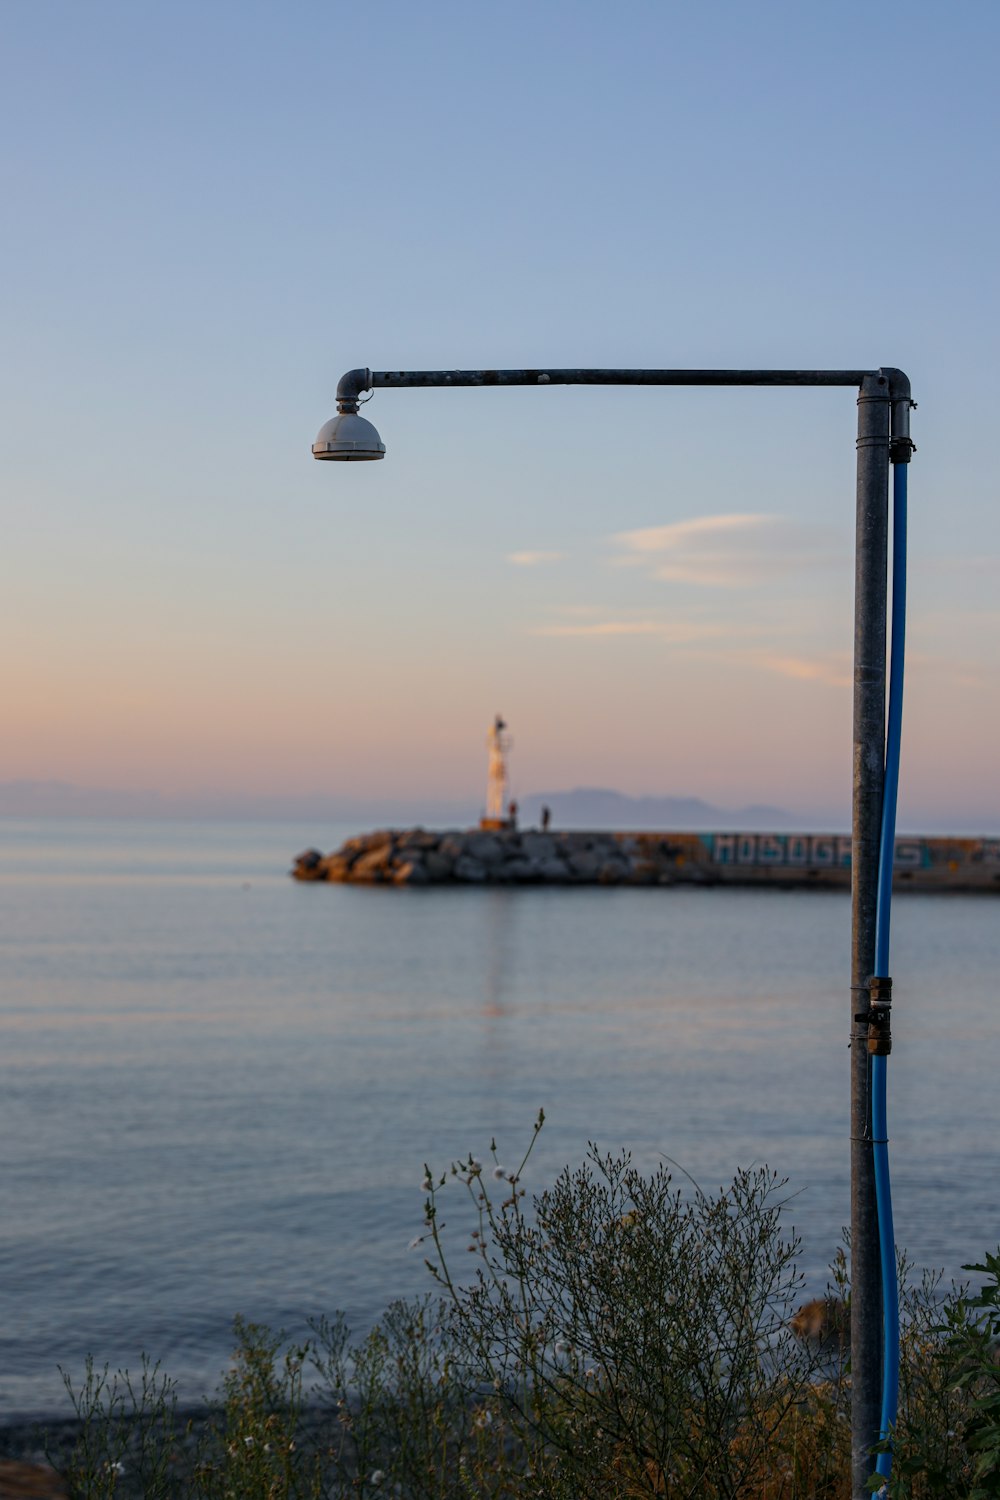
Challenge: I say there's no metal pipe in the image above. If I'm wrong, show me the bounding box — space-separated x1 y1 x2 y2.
368 366 875 390
851 370 892 1497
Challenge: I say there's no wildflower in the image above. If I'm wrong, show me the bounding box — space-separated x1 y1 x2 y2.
554 1339 572 1356
105 1462 125 1478
408 1235 424 1249
370 1470 385 1486
421 1176 433 1191
492 1165 507 1181
244 1436 255 1447
473 1407 493 1428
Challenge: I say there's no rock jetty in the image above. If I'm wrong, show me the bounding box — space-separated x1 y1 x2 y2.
292 828 1000 891
293 828 659 886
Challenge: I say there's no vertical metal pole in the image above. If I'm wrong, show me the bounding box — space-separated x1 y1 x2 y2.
851 371 891 1497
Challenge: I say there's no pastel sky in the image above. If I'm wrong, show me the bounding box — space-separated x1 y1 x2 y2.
3 0 998 825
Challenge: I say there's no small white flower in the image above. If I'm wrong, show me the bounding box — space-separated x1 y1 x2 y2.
421 1176 433 1191
408 1235 424 1249
105 1462 125 1477
492 1165 507 1180
370 1470 385 1486
554 1339 572 1356
244 1436 255 1447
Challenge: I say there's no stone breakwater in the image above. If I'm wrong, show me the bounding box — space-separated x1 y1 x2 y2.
293 828 678 887
292 829 1000 891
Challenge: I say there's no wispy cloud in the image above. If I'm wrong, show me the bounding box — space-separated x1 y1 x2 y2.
507 549 565 567
752 652 852 687
530 619 724 642
527 597 854 686
613 513 845 587
650 642 853 687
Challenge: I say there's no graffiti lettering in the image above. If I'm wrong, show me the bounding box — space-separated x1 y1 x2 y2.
703 834 935 870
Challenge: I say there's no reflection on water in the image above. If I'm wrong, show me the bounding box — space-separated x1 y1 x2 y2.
0 819 998 1417
482 889 514 1017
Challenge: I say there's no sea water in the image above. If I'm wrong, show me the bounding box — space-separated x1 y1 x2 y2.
1 818 998 1417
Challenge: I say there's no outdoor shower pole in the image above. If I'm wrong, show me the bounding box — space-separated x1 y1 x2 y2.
315 363 911 1497
851 371 892 1497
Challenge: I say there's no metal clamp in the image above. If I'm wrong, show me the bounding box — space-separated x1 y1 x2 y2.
859 975 893 1055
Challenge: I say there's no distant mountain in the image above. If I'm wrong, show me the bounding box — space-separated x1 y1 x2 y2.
5 779 990 836
0 779 817 830
522 786 817 832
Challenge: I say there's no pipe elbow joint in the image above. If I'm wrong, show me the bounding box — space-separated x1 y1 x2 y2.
880 368 916 463
335 367 374 414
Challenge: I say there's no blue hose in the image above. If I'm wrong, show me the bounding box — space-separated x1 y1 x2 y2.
872 460 907 1482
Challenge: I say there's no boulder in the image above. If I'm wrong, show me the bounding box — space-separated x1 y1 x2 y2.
534 856 570 881
464 833 505 865
392 859 430 884
342 829 396 855
438 834 469 861
396 828 439 851
424 850 454 880
319 854 354 881
292 848 325 881
453 855 487 882
351 844 395 881
520 832 556 860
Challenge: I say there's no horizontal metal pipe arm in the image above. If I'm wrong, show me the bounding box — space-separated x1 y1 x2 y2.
331 367 914 459
368 367 877 391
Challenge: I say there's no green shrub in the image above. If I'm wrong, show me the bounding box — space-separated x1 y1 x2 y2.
46 1120 1000 1499
422 1117 822 1497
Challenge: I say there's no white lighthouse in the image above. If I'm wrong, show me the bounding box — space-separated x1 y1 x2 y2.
481 714 516 830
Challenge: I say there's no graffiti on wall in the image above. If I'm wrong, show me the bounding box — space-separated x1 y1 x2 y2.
702 833 937 869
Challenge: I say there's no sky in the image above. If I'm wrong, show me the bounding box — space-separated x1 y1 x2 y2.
2 0 999 827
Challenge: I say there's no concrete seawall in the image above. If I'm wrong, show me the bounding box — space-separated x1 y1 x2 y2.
292 829 1000 892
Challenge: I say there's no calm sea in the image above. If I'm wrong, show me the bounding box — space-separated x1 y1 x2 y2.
1 817 998 1419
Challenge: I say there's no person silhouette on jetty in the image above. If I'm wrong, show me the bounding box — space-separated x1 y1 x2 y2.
541 805 551 831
